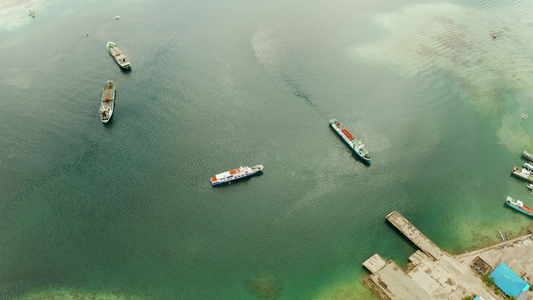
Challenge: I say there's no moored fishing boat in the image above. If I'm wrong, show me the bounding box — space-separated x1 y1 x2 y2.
100 80 115 123
524 162 533 172
511 167 533 183
511 166 533 183
210 165 263 186
506 196 533 217
107 41 130 69
329 118 371 164
523 151 533 161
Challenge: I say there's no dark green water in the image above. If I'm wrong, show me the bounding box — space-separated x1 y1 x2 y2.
2 0 533 299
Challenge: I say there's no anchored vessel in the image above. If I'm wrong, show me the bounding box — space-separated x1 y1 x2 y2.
523 151 533 161
512 167 533 183
329 118 371 164
107 41 130 69
524 162 533 172
210 165 263 186
506 196 533 217
100 80 115 123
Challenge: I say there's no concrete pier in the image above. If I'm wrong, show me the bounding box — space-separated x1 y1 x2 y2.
386 211 443 261
363 211 533 300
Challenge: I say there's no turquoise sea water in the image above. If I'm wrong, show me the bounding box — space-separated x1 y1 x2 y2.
3 0 533 299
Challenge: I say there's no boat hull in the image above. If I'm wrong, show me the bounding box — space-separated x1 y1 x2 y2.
506 196 533 217
507 204 533 216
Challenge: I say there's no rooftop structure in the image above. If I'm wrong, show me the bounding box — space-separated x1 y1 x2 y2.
489 263 530 299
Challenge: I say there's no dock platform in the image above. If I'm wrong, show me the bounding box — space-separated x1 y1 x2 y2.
363 211 514 300
363 254 430 300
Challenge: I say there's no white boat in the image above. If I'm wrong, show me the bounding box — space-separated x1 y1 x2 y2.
210 165 263 186
114 16 120 20
521 113 528 119
100 80 116 123
107 41 130 69
527 183 533 190
512 167 533 183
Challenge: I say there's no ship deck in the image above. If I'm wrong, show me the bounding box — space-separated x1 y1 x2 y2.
101 86 115 108
522 204 533 215
109 45 129 64
512 172 533 182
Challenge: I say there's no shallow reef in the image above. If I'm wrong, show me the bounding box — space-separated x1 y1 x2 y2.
244 271 283 300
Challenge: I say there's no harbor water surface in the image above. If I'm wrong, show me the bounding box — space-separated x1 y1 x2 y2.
3 0 533 298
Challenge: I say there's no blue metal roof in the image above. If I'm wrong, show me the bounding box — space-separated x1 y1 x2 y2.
489 263 530 297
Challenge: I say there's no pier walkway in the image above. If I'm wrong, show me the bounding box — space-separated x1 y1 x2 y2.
386 211 444 261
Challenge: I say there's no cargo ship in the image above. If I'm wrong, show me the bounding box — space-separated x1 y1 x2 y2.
329 118 371 164
506 196 533 217
210 165 263 186
99 80 115 123
107 41 131 69
511 167 533 183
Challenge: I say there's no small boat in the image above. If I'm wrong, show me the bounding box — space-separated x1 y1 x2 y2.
527 183 533 190
521 113 528 119
85 33 89 38
489 33 497 39
210 165 263 186
523 151 533 161
498 230 504 241
100 80 116 123
107 41 131 69
114 16 120 20
29 10 35 18
329 119 371 164
506 196 533 217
